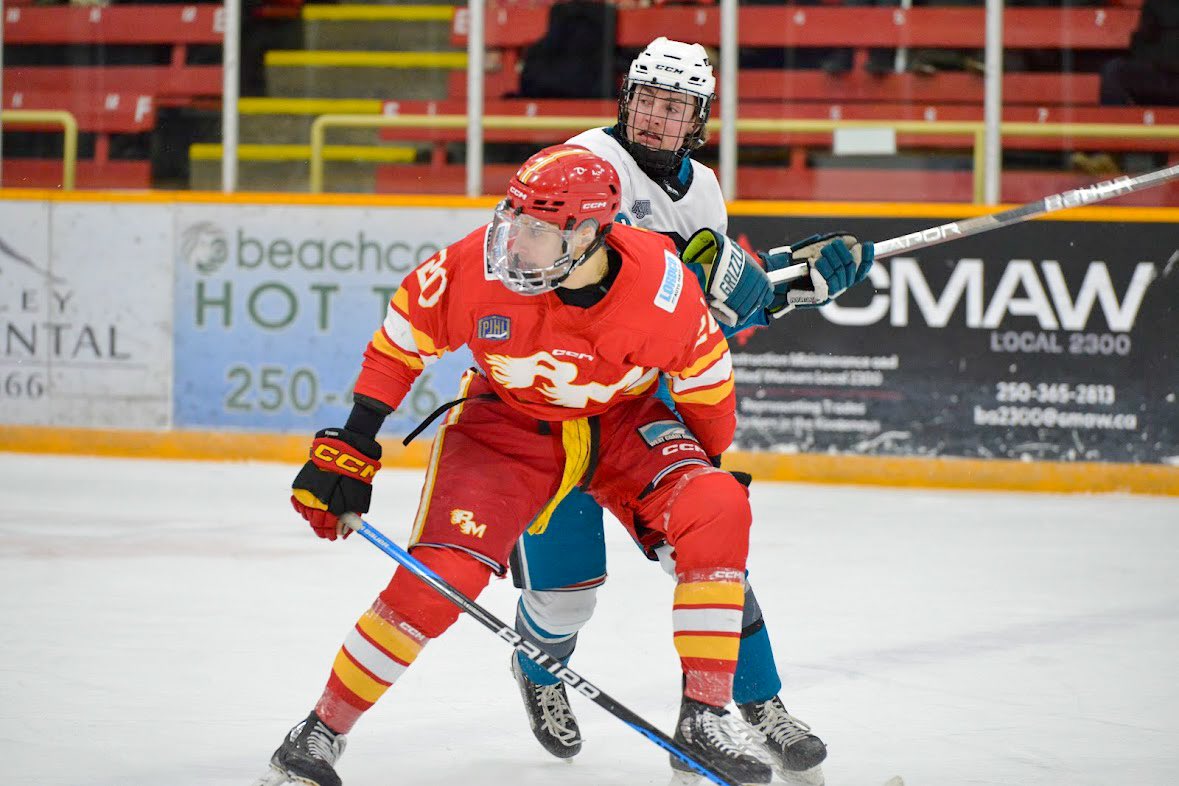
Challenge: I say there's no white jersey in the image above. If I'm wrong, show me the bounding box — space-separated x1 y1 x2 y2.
565 127 727 249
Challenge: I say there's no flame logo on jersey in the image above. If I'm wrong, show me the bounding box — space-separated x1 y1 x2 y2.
484 351 656 408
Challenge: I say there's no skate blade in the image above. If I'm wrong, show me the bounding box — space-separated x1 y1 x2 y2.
775 764 825 786
250 765 290 786
667 771 769 786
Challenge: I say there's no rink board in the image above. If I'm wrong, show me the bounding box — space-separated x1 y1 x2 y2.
1 189 1177 495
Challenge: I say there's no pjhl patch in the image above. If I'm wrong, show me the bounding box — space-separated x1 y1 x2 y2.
477 314 511 341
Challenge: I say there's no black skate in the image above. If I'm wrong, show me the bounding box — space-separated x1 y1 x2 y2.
739 696 826 785
511 652 583 758
669 697 772 785
253 711 347 786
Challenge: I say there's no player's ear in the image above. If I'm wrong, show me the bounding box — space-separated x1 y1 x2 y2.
571 219 600 255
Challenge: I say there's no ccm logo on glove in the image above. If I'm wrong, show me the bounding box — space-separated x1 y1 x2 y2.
291 427 383 541
311 438 380 480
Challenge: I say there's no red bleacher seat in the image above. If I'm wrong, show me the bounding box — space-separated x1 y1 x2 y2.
450 69 1108 108
737 72 1103 107
4 89 157 134
442 3 1163 203
2 5 223 47
2 160 152 190
2 4 224 102
4 66 222 105
2 88 158 189
457 6 1137 50
373 163 1179 207
2 4 224 188
374 98 1179 155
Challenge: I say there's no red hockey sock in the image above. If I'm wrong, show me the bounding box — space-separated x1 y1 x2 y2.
314 547 493 732
673 567 746 707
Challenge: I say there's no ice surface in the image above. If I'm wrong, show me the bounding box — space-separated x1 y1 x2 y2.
1 454 1176 786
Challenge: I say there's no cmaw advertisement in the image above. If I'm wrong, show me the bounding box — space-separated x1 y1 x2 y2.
0 200 173 428
173 204 486 435
728 216 1179 464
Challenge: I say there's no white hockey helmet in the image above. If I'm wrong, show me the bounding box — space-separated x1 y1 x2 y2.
618 37 716 175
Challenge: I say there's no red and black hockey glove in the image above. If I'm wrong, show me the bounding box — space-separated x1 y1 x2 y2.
291 427 383 541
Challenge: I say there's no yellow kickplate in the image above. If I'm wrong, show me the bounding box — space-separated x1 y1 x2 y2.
189 143 417 163
265 50 468 69
302 5 454 21
237 97 385 116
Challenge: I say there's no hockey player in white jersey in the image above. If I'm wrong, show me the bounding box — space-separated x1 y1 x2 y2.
509 37 874 785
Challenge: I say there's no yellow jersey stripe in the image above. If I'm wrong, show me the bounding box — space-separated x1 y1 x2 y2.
671 377 735 406
411 324 440 358
371 328 425 370
624 374 659 397
675 339 728 379
671 353 733 393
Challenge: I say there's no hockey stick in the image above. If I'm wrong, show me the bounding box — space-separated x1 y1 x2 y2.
339 513 744 786
766 163 1179 317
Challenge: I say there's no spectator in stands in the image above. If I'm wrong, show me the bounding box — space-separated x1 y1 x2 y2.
1099 0 1179 106
517 0 619 99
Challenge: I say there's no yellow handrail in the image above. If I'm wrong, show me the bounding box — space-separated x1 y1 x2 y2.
309 114 1179 204
1 110 79 191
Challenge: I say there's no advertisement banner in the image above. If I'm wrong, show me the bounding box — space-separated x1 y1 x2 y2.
727 215 1179 465
0 200 173 428
173 204 487 436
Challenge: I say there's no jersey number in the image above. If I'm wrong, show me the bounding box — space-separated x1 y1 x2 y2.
416 249 448 308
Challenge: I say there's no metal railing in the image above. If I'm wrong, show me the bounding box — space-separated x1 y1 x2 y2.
309 114 1179 204
0 110 79 191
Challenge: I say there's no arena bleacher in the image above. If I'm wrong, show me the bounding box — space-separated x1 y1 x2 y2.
3 0 1175 203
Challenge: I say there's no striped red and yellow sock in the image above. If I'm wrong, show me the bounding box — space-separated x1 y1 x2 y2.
314 598 429 733
673 568 746 707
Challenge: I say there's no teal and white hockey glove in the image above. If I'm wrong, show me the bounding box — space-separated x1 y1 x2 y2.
682 228 775 327
762 233 874 315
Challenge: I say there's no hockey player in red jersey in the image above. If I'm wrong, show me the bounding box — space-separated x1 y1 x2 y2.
258 145 773 786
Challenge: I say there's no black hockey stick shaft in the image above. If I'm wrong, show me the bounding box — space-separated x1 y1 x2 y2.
339 513 741 786
766 164 1179 314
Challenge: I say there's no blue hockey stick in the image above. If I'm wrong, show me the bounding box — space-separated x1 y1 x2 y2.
340 513 741 786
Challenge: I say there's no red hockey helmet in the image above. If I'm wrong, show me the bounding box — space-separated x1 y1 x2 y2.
488 145 623 294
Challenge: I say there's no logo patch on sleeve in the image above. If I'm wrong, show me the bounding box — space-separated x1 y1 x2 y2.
637 419 698 447
654 250 684 313
477 315 511 341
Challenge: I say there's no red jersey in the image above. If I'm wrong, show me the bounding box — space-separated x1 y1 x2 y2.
353 223 737 456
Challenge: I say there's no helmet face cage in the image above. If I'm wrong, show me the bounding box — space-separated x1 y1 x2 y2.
487 201 586 295
617 37 716 176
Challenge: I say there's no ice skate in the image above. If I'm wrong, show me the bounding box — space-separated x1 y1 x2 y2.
668 697 772 785
253 711 347 786
511 652 583 758
739 696 826 785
